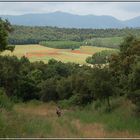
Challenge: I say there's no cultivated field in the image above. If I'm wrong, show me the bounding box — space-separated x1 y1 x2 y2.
1 44 115 64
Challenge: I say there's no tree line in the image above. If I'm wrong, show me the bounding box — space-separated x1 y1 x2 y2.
8 25 140 45
83 37 123 48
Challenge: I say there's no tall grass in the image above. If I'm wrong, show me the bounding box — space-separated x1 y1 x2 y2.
0 97 140 138
65 96 140 133
0 88 13 111
22 116 52 137
0 110 52 138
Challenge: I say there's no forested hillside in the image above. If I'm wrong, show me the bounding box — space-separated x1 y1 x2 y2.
9 25 140 45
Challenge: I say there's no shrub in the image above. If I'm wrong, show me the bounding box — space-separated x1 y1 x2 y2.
0 88 13 110
58 94 82 108
58 99 71 109
86 50 117 64
128 90 140 113
94 100 102 110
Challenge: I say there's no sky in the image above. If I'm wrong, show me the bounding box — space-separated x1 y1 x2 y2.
0 2 140 20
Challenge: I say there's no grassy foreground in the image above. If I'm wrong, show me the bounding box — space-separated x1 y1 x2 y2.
0 97 140 138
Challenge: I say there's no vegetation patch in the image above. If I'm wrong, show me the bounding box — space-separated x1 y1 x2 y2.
39 41 81 49
83 37 123 48
0 89 13 111
86 50 118 64
9 25 140 45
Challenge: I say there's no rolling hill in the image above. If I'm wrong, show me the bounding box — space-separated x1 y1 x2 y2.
1 11 140 28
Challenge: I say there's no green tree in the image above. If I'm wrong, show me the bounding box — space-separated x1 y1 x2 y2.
0 18 14 52
40 78 58 102
86 50 117 65
90 68 115 110
128 61 140 112
0 56 20 97
56 77 73 100
109 35 140 113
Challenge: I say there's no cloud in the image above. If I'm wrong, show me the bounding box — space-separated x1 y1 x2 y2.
0 2 140 20
118 2 140 13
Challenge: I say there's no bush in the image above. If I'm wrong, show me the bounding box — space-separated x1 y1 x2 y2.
58 99 71 109
86 50 117 64
128 90 140 113
0 89 13 110
40 78 58 102
58 94 82 108
27 99 42 106
94 100 102 110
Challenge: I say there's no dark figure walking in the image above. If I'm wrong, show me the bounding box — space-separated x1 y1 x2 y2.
56 106 62 117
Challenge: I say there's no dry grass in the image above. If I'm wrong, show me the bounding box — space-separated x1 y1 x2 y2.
80 46 114 54
11 101 140 138
1 45 114 64
72 119 140 138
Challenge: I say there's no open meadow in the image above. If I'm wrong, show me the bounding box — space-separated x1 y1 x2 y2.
1 44 115 64
1 97 140 138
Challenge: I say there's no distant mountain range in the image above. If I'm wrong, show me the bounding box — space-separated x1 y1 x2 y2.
0 11 140 28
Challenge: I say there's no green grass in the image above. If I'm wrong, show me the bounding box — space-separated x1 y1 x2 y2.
0 110 52 138
65 97 140 133
80 46 116 53
1 44 117 64
22 116 52 137
84 37 123 48
40 41 81 49
0 96 139 138
0 89 13 111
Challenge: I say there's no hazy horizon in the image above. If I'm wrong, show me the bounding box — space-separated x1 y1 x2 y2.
0 11 140 21
0 2 140 20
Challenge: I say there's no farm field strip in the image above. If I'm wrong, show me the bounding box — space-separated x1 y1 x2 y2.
1 44 116 64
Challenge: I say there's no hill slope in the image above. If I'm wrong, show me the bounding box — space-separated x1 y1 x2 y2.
1 12 140 28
